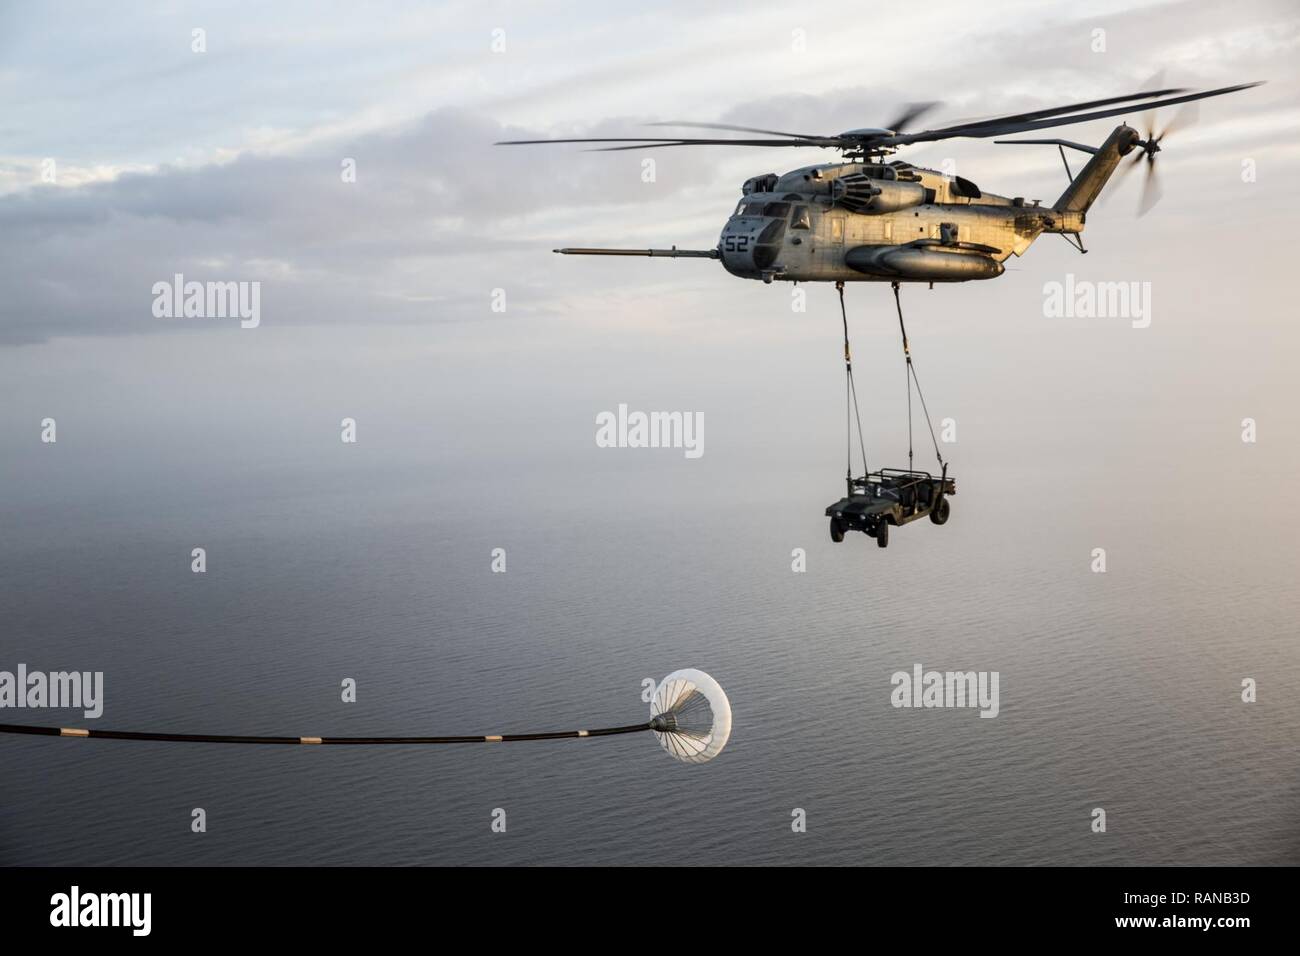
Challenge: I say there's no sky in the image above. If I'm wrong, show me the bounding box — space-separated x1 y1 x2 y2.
0 0 1296 478
0 0 1296 340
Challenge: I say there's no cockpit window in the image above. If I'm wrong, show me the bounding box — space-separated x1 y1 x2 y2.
735 202 765 217
762 201 791 218
791 205 811 229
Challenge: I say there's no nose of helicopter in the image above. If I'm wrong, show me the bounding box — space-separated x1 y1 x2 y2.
719 217 761 277
720 213 787 279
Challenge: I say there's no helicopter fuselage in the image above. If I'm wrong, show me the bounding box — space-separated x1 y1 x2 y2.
550 124 1137 283
717 125 1133 284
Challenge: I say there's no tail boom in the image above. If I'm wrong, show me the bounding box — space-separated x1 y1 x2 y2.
1049 124 1141 230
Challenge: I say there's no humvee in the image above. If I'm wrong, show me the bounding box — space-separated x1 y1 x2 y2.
825 467 954 548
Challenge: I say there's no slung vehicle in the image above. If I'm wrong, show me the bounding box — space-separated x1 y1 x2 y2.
826 467 955 549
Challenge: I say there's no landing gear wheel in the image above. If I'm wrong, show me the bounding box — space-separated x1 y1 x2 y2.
875 521 890 548
829 517 845 543
929 496 950 526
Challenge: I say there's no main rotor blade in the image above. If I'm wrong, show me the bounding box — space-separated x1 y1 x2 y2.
647 120 823 140
885 101 943 133
496 136 758 145
497 135 839 150
889 81 1264 145
907 86 1185 139
499 82 1260 154
587 137 842 151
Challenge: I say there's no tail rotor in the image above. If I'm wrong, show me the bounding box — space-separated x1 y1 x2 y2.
1116 99 1200 216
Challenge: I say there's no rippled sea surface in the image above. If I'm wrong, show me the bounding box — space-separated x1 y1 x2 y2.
2 314 1297 866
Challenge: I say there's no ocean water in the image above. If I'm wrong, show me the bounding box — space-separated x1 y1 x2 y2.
1 304 1297 867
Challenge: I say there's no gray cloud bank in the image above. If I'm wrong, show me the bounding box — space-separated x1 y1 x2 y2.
0 108 718 345
2 0 1295 346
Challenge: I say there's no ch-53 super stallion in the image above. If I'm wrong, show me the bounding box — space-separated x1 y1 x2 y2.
498 79 1262 549
497 81 1260 286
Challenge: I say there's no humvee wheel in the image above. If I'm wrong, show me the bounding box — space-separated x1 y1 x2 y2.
829 517 845 543
930 496 950 526
875 521 889 548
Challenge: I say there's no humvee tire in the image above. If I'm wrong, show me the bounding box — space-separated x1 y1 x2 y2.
930 496 950 526
876 521 889 548
829 517 845 543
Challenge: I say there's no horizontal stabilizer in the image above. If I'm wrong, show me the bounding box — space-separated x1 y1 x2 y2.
994 138 1099 155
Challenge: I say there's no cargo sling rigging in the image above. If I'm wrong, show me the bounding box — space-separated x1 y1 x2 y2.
835 281 945 485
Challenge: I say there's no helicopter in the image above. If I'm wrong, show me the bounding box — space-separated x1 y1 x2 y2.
497 81 1262 285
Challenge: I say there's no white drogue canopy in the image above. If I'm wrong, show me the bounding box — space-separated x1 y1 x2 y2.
650 668 732 764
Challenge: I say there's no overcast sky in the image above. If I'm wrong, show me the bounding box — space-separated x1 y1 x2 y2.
0 0 1296 493
0 0 1295 340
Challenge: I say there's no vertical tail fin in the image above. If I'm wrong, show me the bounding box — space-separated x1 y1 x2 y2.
1053 125 1140 220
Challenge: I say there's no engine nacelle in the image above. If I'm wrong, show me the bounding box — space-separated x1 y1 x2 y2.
833 174 930 214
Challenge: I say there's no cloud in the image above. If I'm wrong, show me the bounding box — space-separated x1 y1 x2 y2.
2 0 1295 346
0 107 721 344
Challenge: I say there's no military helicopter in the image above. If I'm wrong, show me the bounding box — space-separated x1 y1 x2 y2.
500 80 1263 550
498 81 1261 285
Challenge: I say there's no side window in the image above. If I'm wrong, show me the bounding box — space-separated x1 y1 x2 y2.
791 205 811 230
831 218 844 242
